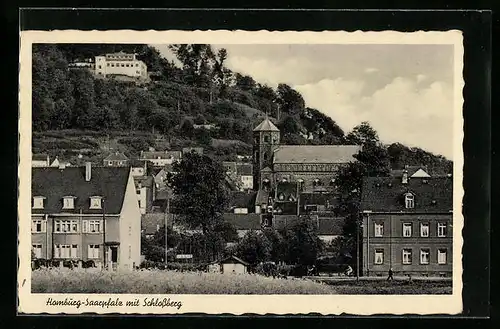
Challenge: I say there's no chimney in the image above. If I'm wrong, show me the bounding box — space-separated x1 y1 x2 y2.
85 162 92 181
402 169 408 184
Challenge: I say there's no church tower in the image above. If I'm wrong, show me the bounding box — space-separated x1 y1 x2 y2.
253 116 280 190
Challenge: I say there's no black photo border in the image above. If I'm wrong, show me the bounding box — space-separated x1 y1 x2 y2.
7 6 492 327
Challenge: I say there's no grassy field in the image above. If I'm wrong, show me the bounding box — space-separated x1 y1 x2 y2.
317 278 452 295
31 268 336 294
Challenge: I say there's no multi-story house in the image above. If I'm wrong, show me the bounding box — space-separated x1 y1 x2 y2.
103 151 129 167
94 51 148 80
360 171 453 277
31 163 141 270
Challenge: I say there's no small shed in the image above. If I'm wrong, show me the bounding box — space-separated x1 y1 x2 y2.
220 255 250 274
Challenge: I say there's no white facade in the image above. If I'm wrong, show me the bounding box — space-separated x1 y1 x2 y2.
131 166 146 177
94 52 148 80
222 263 247 274
117 169 143 270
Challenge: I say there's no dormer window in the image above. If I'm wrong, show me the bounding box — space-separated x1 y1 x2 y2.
62 196 76 209
32 196 45 209
90 196 102 209
405 193 414 209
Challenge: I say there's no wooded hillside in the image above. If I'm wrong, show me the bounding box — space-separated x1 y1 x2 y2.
31 43 452 172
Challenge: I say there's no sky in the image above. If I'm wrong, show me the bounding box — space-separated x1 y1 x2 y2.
154 44 455 160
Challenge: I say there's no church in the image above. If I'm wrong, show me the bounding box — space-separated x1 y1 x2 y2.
251 116 362 214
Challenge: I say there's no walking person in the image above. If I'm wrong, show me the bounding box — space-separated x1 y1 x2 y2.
387 267 394 281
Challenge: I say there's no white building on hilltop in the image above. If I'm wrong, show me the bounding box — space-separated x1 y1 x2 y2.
94 51 148 80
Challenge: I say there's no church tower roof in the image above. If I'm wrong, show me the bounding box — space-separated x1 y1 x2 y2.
253 117 280 132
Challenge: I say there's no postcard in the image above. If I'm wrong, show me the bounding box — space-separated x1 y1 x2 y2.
18 29 464 315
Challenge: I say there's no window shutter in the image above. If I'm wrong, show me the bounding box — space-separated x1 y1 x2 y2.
82 220 88 233
100 220 104 233
31 220 36 233
42 220 47 233
54 245 59 258
87 245 91 259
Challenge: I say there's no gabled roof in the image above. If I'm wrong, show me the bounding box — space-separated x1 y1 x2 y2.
223 213 262 230
236 163 253 176
104 152 129 161
361 176 453 213
220 255 250 266
273 145 362 164
32 167 130 214
261 166 273 172
253 117 279 132
229 191 257 209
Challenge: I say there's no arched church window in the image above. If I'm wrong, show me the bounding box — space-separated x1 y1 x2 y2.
263 152 268 161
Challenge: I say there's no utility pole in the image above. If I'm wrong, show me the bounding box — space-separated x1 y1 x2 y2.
356 215 360 281
165 191 170 265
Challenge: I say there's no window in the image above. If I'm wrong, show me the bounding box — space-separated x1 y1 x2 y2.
106 63 110 67
420 223 429 237
54 220 78 233
264 135 270 143
405 193 414 208
88 244 100 259
437 249 447 264
98 65 101 69
32 244 42 258
54 244 78 258
402 223 412 237
84 220 101 233
121 63 125 67
402 249 412 264
90 197 102 209
111 63 115 67
420 249 430 264
33 196 45 209
31 219 46 233
437 223 447 237
374 223 384 237
128 245 132 259
63 196 75 209
374 249 384 264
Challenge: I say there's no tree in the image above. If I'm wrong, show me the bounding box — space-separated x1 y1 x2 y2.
236 230 272 265
345 121 379 146
284 217 324 265
262 228 286 263
276 83 305 116
234 73 257 92
179 119 195 139
167 152 229 261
